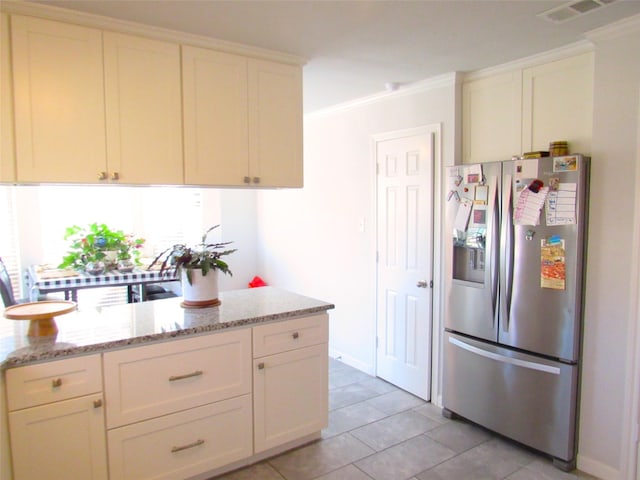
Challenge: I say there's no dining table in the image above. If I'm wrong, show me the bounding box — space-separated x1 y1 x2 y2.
26 264 178 304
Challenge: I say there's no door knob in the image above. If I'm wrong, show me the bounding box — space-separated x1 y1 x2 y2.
416 280 428 288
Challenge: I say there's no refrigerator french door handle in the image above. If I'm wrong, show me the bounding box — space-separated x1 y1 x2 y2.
489 175 499 326
448 336 561 375
500 174 514 332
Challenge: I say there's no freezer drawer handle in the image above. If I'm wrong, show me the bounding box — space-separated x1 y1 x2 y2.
449 337 560 375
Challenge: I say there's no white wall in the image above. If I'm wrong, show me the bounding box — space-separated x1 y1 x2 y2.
578 17 640 480
256 77 458 373
218 189 258 291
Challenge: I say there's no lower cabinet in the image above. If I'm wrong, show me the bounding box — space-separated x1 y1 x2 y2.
9 393 108 480
107 395 252 480
4 314 329 479
5 355 107 480
253 343 329 452
253 313 329 453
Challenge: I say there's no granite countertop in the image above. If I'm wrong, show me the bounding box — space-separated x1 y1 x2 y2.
0 287 334 369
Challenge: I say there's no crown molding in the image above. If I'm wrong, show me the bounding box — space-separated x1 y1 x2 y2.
585 12 640 41
306 72 460 119
462 40 593 82
0 0 306 66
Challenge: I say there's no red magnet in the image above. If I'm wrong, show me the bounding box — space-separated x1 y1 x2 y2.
528 179 544 193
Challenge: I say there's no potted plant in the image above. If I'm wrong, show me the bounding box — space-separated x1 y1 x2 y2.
148 225 236 308
59 223 145 274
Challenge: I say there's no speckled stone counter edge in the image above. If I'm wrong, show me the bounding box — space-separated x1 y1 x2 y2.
1 287 335 369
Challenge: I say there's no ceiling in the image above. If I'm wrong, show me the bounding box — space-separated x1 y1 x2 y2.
29 0 640 113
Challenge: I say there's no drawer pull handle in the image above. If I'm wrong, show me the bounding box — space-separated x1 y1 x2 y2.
93 399 103 409
169 370 203 382
292 332 300 339
257 362 265 370
51 378 62 388
171 439 205 453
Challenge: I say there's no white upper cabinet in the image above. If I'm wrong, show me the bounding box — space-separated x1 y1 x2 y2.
462 52 594 164
103 32 184 185
521 52 594 155
5 10 303 186
462 71 523 164
183 48 303 187
182 46 249 186
248 59 303 187
1 13 16 183
11 15 107 183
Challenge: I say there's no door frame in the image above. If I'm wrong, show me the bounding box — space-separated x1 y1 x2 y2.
371 124 443 402
623 86 640 480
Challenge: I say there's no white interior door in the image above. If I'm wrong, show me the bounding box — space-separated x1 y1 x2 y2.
375 127 434 400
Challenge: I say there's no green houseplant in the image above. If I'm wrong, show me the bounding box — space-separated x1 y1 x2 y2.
148 225 236 307
58 223 145 272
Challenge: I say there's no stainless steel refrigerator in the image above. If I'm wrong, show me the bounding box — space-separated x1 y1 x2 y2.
442 155 589 471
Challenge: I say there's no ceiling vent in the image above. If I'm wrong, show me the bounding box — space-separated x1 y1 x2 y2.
539 0 617 23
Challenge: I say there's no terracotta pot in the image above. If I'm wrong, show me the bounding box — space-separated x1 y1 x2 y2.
181 268 220 308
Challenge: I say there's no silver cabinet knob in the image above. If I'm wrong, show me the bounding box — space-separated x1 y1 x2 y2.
417 280 428 288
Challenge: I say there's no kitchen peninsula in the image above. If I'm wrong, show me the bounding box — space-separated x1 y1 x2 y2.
1 287 334 480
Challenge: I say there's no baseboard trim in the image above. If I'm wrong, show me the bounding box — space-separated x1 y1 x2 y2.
328 347 374 375
577 453 623 480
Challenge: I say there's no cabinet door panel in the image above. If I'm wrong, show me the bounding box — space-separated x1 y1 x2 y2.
6 354 102 410
9 393 107 480
104 32 183 184
104 329 251 428
107 395 252 480
462 71 522 164
1 13 16 183
183 46 249 185
11 15 107 182
254 343 328 452
248 60 303 187
522 52 594 154
253 313 328 357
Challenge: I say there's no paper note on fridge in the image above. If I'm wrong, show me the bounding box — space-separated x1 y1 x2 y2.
514 186 549 225
454 197 474 231
545 183 577 225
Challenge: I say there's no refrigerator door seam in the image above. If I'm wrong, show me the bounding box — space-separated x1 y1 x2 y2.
500 173 514 332
449 336 561 375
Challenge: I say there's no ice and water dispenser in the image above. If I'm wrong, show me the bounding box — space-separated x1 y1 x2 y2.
448 166 489 285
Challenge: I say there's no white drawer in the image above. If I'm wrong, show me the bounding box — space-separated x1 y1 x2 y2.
5 355 102 411
253 314 328 358
103 329 251 428
107 395 252 480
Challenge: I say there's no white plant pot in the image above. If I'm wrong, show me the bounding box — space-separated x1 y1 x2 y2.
181 268 220 308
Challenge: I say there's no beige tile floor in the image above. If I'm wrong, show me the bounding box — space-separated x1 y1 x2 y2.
212 358 599 480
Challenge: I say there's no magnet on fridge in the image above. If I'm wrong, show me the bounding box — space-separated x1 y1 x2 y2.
548 235 562 245
528 179 544 193
454 175 463 186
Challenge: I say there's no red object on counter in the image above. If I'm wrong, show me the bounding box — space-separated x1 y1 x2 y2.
248 276 267 288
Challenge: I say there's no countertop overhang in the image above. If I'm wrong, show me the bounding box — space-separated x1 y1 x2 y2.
0 287 334 369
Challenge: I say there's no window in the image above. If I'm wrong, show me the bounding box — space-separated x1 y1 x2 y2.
0 186 21 300
15 185 221 308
